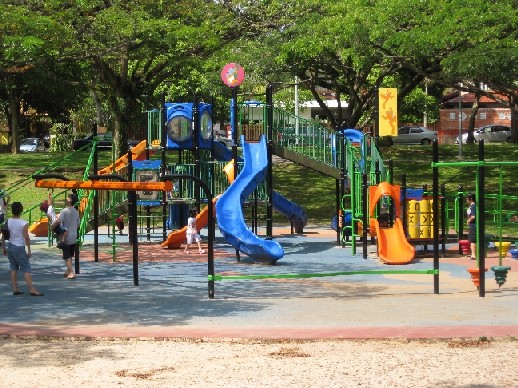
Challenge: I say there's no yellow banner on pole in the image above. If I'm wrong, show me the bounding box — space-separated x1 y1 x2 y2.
378 88 398 137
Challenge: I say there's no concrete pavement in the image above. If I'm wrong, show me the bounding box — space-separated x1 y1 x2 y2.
1 225 517 339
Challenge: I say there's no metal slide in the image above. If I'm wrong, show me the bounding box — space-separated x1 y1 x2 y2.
216 136 284 264
213 141 307 233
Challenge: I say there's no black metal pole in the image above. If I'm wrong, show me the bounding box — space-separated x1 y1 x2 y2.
338 131 345 246
402 174 408 237
193 95 201 214
432 140 439 294
93 123 99 263
440 184 447 256
161 174 214 298
128 149 139 286
161 95 168 241
458 186 464 253
478 140 485 297
266 84 274 240
362 173 368 259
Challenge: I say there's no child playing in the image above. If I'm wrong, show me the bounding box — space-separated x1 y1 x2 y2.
40 192 68 249
115 214 124 235
184 208 205 254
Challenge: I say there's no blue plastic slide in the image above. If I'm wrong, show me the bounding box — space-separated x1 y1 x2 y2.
212 140 307 233
216 136 284 264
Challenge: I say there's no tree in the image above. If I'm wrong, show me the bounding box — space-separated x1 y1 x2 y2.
219 1 433 130
370 0 518 142
16 0 232 154
0 2 86 153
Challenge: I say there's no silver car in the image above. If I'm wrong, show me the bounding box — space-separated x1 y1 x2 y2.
20 138 46 152
388 126 438 145
455 125 511 144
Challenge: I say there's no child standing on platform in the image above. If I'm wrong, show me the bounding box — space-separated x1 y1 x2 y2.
184 208 205 254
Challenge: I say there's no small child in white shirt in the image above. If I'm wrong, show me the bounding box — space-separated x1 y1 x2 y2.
184 208 205 254
40 192 68 248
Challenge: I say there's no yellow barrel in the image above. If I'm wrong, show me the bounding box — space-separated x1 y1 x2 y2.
419 199 431 239
409 225 420 238
408 200 419 234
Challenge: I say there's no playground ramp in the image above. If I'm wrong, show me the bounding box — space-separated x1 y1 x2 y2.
213 141 307 233
216 136 284 264
161 197 217 249
371 218 415 264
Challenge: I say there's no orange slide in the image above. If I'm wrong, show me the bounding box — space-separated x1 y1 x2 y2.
28 217 50 237
160 161 232 249
97 140 148 175
369 182 415 264
160 197 218 249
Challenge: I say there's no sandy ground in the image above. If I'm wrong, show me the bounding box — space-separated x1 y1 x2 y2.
3 225 516 387
1 337 518 387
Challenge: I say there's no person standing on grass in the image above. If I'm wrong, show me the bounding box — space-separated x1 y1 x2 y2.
1 202 43 296
0 189 9 225
466 193 477 260
52 193 80 279
184 208 205 254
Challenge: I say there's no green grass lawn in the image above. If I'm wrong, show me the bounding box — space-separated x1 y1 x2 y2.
1 143 517 235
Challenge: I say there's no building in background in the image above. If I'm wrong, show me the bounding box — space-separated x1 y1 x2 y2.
439 92 511 144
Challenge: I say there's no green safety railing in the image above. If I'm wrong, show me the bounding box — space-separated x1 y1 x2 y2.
209 269 438 281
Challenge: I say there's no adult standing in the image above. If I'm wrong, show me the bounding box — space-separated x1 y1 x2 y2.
1 202 43 296
466 193 477 260
52 193 80 279
0 189 10 225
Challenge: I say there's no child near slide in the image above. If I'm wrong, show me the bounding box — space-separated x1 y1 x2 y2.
40 192 68 249
184 208 205 254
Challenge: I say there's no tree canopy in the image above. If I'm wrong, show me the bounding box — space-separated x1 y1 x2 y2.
1 0 517 154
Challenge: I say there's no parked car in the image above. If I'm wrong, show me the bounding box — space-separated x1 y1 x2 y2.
214 135 233 148
387 126 438 145
20 138 46 152
455 125 511 144
73 132 140 151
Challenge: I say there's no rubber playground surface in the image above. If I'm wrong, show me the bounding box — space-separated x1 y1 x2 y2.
1 225 517 340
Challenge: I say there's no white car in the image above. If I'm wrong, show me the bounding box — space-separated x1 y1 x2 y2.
455 125 511 144
20 138 46 152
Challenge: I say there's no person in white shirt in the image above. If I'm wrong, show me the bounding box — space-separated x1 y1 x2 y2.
1 201 43 296
40 192 68 248
52 193 80 279
184 208 205 254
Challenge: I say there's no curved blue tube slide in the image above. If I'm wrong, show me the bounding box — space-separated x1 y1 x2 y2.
216 136 284 263
213 140 307 233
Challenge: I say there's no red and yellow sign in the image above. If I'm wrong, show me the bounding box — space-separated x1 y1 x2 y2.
378 88 398 137
221 63 245 88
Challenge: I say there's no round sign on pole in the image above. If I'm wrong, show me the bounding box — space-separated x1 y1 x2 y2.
221 63 245 88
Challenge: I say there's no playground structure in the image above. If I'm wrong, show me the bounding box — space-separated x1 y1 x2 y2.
1 82 515 298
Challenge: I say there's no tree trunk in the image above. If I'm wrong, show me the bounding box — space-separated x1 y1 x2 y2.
510 94 518 143
466 93 480 144
8 91 20 154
